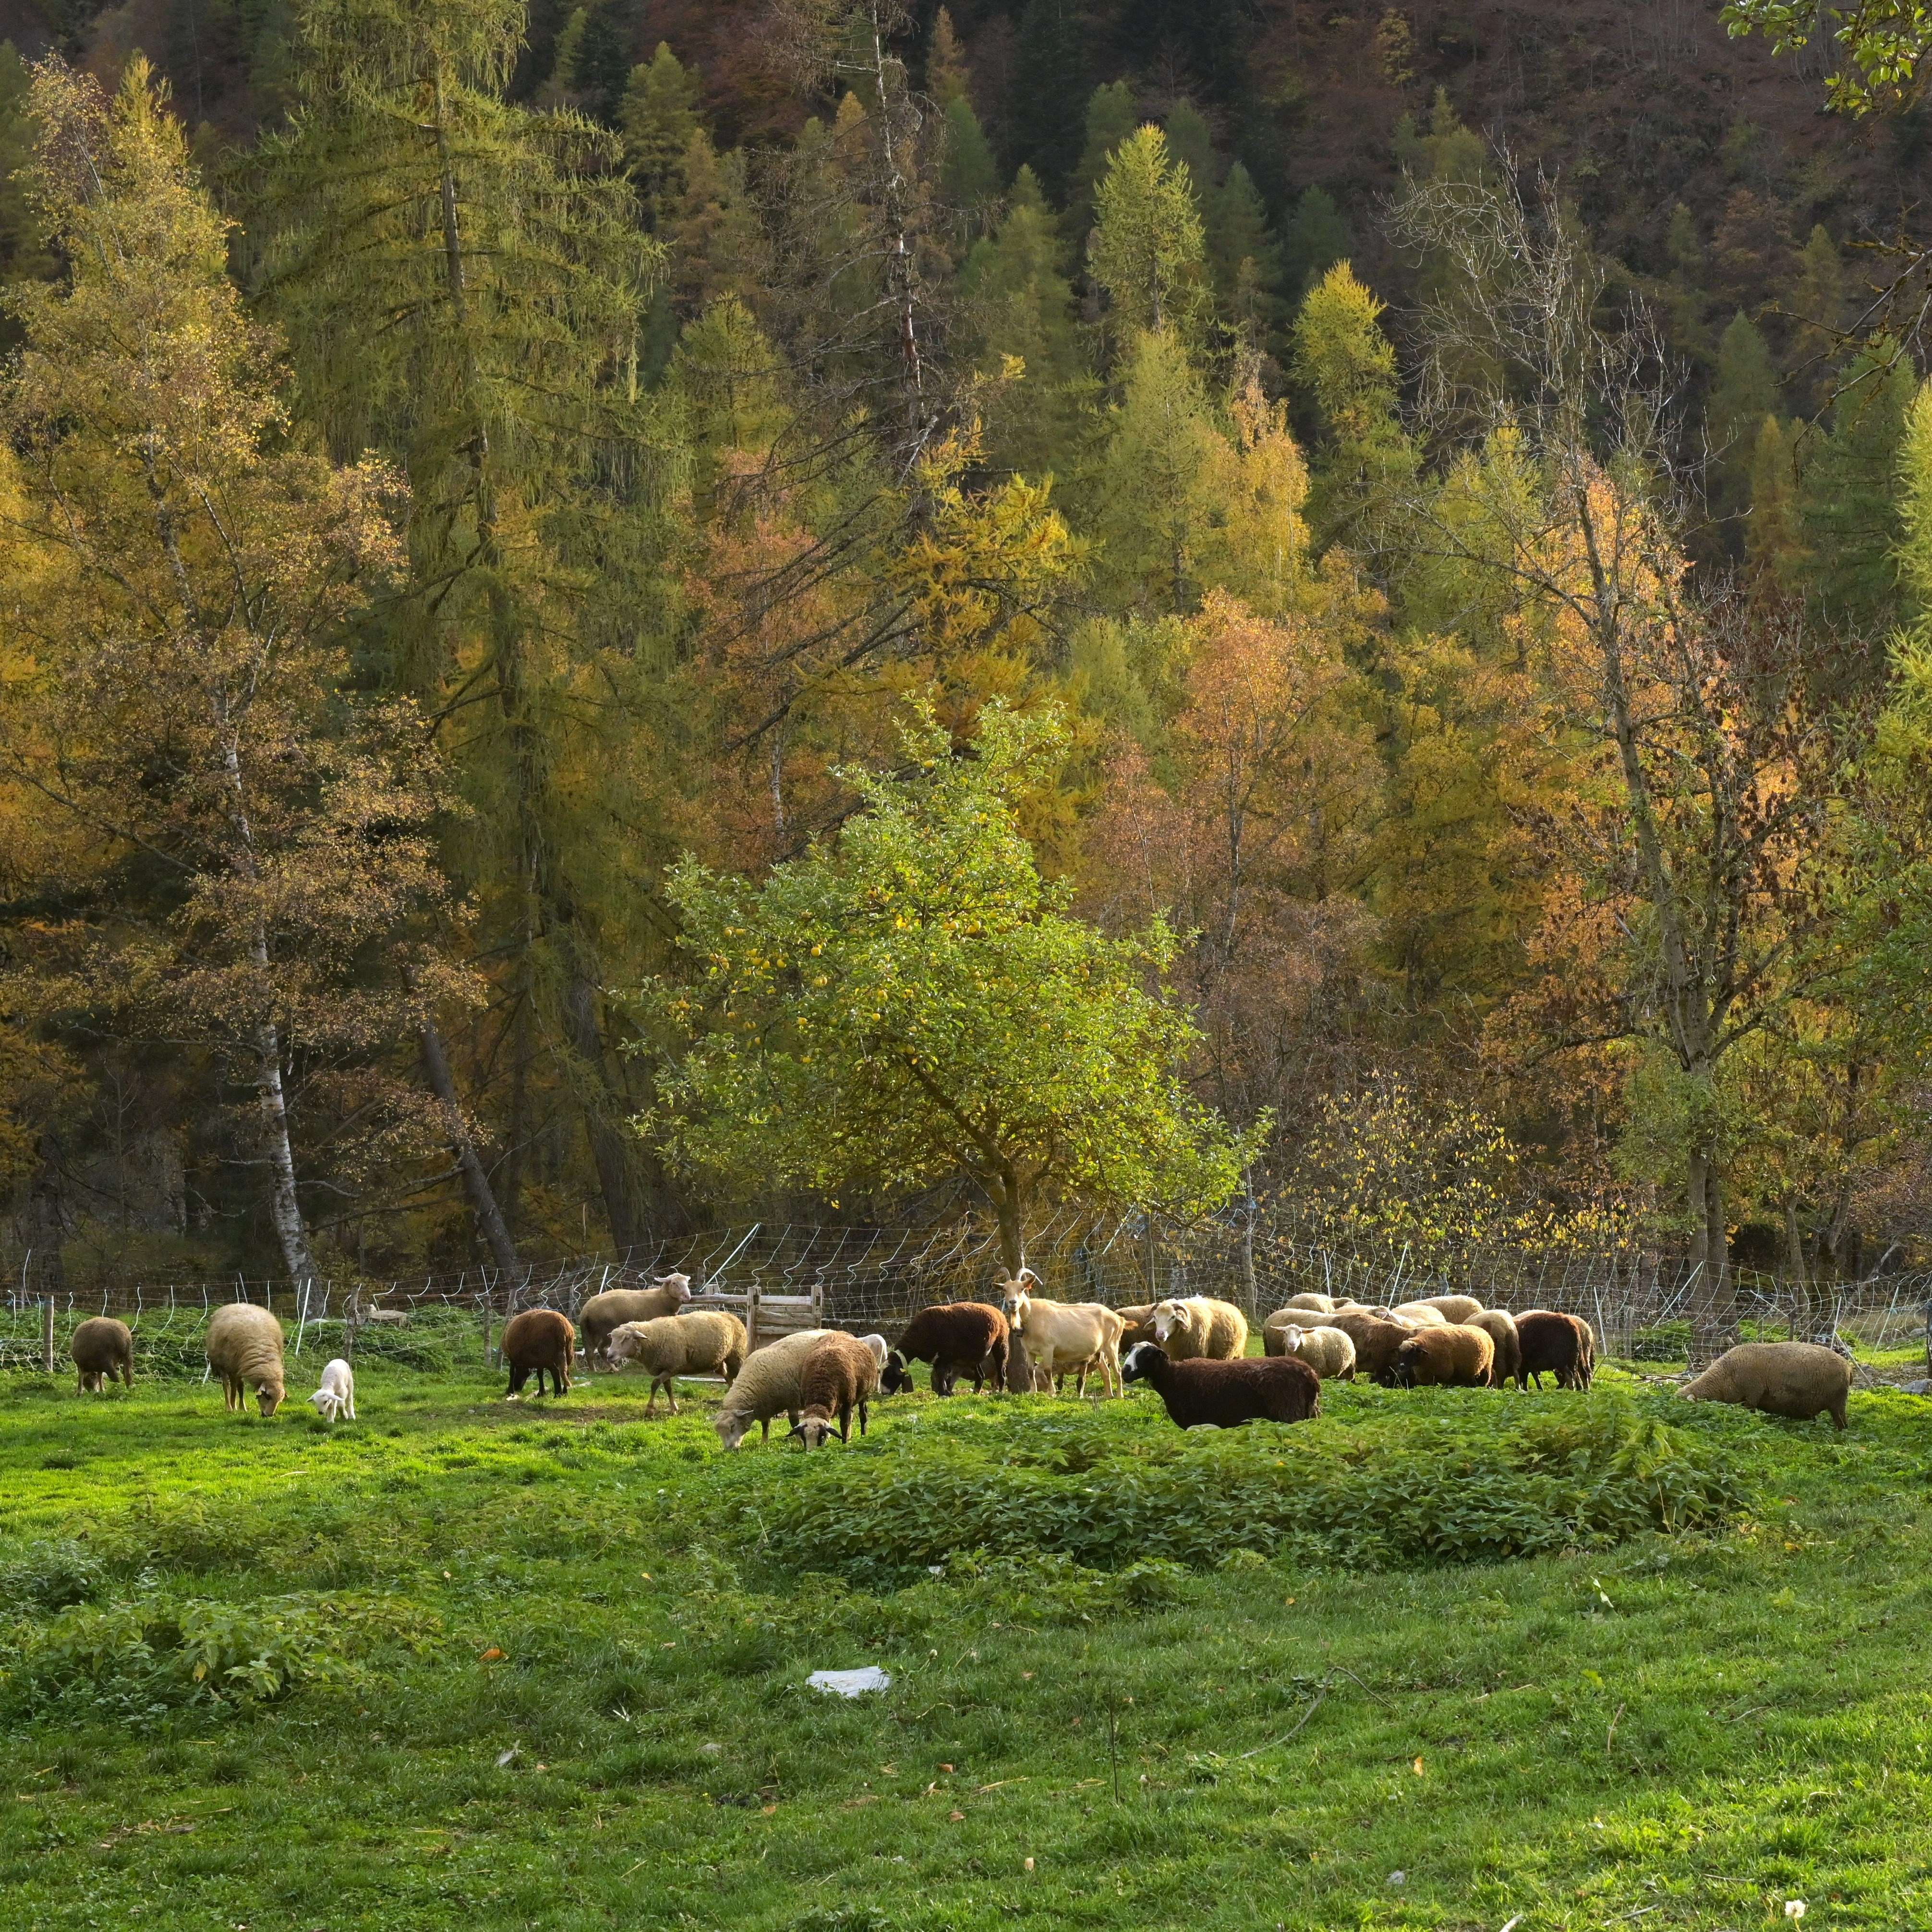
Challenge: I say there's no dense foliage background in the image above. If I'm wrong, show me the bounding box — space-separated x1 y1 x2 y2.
1 0 1930 1298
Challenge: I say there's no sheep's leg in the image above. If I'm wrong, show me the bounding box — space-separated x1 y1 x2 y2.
838 1400 851 1444
857 1396 869 1437
666 1378 680 1416
643 1380 660 1420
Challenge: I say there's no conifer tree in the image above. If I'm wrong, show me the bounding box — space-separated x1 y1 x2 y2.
253 0 671 1253
1707 312 1778 532
1799 346 1916 634
620 41 700 224
1280 184 1350 298
1007 0 1088 194
1067 79 1136 237
1089 125 1208 343
940 92 1000 243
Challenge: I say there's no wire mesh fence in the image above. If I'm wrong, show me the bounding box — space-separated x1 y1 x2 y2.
4 1199 1929 1380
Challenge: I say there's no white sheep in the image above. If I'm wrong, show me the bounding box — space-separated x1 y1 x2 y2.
1279 1293 1338 1314
1272 1323 1356 1380
856 1333 890 1371
1150 1296 1249 1361
308 1358 356 1422
606 1311 747 1417
1411 1294 1484 1324
712 1329 841 1449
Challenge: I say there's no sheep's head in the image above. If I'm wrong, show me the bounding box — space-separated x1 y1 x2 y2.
1280 1324 1305 1353
880 1349 915 1397
652 1272 694 1306
606 1323 648 1363
1122 1342 1162 1384
256 1378 285 1418
1150 1300 1188 1342
789 1415 838 1449
1389 1339 1424 1389
712 1411 750 1450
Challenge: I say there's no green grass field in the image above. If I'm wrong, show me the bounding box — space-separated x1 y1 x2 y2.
1 1346 1928 1932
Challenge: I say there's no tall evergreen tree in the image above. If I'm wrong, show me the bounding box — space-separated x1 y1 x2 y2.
1799 347 1916 635
253 0 676 1254
1280 184 1350 298
1089 124 1207 343
1707 312 1778 534
620 41 700 225
1006 0 1088 195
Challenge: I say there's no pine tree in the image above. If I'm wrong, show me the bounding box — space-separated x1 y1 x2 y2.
1900 379 1932 630
1163 97 1219 203
620 41 701 226
1007 0 1088 195
1089 125 1208 344
1208 160 1277 325
253 0 674 1254
958 167 1084 477
1744 413 1806 593
1707 312 1778 534
1280 184 1350 298
0 43 52 352
1067 79 1137 238
1290 263 1417 556
940 92 1000 245
1787 223 1851 412
926 6 970 102
1799 347 1916 633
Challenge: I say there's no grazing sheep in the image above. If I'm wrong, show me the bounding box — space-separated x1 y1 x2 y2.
205 1303 287 1417
1516 1310 1596 1391
790 1333 882 1448
1393 1323 1497 1389
1413 1294 1484 1324
308 1358 355 1423
1389 1301 1449 1327
1320 1309 1420 1384
606 1310 747 1418
880 1302 1010 1397
714 1328 841 1449
1263 1304 1363 1351
1149 1296 1250 1362
1269 1323 1357 1380
71 1316 133 1394
578 1275 695 1370
1681 1342 1853 1430
1000 1282 1126 1397
1123 1342 1321 1429
1465 1309 1523 1389
501 1309 576 1399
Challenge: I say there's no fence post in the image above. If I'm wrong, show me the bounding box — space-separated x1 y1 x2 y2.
747 1283 761 1354
42 1296 55 1374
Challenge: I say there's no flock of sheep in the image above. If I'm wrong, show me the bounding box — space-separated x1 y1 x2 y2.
55 1264 1860 1438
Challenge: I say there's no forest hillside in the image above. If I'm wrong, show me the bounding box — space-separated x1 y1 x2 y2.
1 0 1930 1314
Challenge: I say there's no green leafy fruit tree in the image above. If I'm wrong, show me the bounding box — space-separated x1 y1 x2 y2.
648 699 1261 1275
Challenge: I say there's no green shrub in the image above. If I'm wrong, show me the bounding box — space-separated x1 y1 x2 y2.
746 1391 1744 1587
0 1538 107 1613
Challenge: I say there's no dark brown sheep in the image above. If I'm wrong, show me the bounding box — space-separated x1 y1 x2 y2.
502 1309 576 1398
1681 1342 1853 1429
1115 1304 1161 1350
1465 1309 1522 1389
790 1332 882 1447
1394 1322 1497 1389
1122 1343 1321 1428
1516 1310 1595 1391
881 1302 1010 1396
71 1316 133 1394
1320 1309 1418 1385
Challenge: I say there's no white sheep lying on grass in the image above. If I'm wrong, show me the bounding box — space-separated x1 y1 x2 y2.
308 1358 355 1422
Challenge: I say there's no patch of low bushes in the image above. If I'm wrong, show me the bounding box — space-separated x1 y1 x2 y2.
744 1390 1746 1589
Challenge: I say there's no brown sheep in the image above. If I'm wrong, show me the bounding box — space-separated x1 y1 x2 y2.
1394 1322 1497 1389
1320 1309 1418 1385
502 1309 576 1398
578 1276 693 1369
72 1316 133 1394
790 1332 882 1447
1123 1343 1321 1427
1115 1304 1161 1350
1681 1342 1853 1430
1465 1309 1522 1389
205 1304 286 1417
1516 1310 1596 1391
881 1302 1010 1396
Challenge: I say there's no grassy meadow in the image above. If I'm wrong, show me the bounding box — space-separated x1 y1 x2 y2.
0 1335 1929 1932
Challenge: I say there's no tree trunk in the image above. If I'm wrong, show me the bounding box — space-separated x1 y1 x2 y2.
1687 1147 1734 1368
560 969 646 1256
1784 1198 1816 1340
256 1012 319 1282
991 1182 1025 1280
420 1019 520 1277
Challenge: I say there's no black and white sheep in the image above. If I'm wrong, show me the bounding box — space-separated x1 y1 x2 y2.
1122 1341 1321 1429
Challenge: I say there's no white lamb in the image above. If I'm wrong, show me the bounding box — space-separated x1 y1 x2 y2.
308 1357 356 1422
